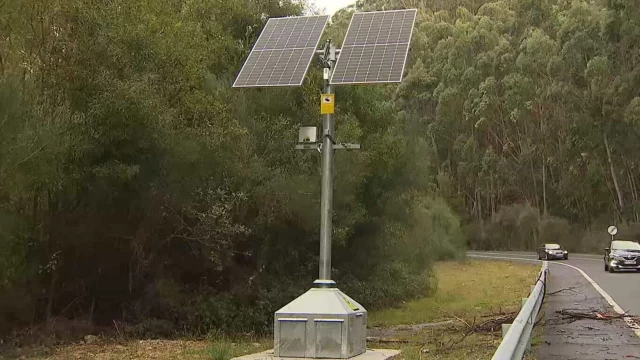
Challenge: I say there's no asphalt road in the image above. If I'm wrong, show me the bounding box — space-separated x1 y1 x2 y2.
468 251 640 359
467 251 640 316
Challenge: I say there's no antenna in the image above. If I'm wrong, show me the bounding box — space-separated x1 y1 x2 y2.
232 9 418 360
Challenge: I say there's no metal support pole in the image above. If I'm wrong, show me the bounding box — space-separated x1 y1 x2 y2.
315 42 336 287
319 82 334 282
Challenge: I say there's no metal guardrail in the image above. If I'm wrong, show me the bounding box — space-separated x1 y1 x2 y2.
492 261 548 360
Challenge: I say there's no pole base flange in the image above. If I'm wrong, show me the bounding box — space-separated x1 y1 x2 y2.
313 279 337 288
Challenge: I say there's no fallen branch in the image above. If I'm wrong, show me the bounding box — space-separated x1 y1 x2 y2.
441 327 474 352
418 340 433 360
366 337 413 344
556 309 633 320
440 315 498 353
433 304 470 329
475 312 517 332
372 320 456 333
373 310 521 356
478 310 518 318
548 287 578 296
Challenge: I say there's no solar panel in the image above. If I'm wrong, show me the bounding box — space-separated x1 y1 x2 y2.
233 15 329 88
330 9 417 85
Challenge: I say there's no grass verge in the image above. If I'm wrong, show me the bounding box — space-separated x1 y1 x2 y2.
368 259 541 360
370 259 540 326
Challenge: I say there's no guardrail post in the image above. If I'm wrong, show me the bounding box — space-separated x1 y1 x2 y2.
501 324 511 339
526 300 533 353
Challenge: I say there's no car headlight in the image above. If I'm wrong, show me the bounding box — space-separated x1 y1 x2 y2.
612 255 625 261
563 250 568 253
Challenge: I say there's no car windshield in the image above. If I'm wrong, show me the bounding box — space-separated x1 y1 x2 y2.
545 244 561 249
611 241 640 251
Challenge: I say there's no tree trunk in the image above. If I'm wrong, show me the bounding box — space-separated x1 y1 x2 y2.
529 158 539 211
486 182 491 219
129 259 134 294
542 158 547 216
45 190 56 320
601 161 623 222
490 176 496 217
604 134 625 217
477 188 485 247
46 270 56 320
582 194 590 228
625 161 639 222
89 297 96 323
32 191 39 228
635 169 640 222
430 132 439 165
540 104 547 216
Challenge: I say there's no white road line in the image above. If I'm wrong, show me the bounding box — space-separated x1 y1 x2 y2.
467 254 540 262
565 257 601 261
467 253 640 338
467 252 601 261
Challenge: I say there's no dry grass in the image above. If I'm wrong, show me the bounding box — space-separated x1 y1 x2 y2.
0 338 271 360
368 259 541 360
376 331 504 360
370 259 540 327
2 259 540 360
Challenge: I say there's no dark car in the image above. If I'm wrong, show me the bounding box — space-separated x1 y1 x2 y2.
537 243 568 260
604 240 640 273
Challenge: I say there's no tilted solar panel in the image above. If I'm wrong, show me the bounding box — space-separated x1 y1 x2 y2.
233 15 329 88
330 9 417 85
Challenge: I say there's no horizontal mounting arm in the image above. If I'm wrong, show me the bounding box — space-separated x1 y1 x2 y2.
295 142 360 150
316 48 342 54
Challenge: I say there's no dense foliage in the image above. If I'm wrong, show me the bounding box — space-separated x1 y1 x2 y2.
3 0 640 338
365 0 640 251
0 0 463 336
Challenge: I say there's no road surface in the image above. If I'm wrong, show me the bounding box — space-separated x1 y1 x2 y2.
468 251 640 316
468 251 640 359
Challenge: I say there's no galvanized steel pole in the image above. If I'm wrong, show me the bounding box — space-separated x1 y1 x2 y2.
318 43 336 285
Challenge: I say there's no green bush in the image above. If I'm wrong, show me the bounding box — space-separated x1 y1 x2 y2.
465 205 569 251
339 263 436 310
